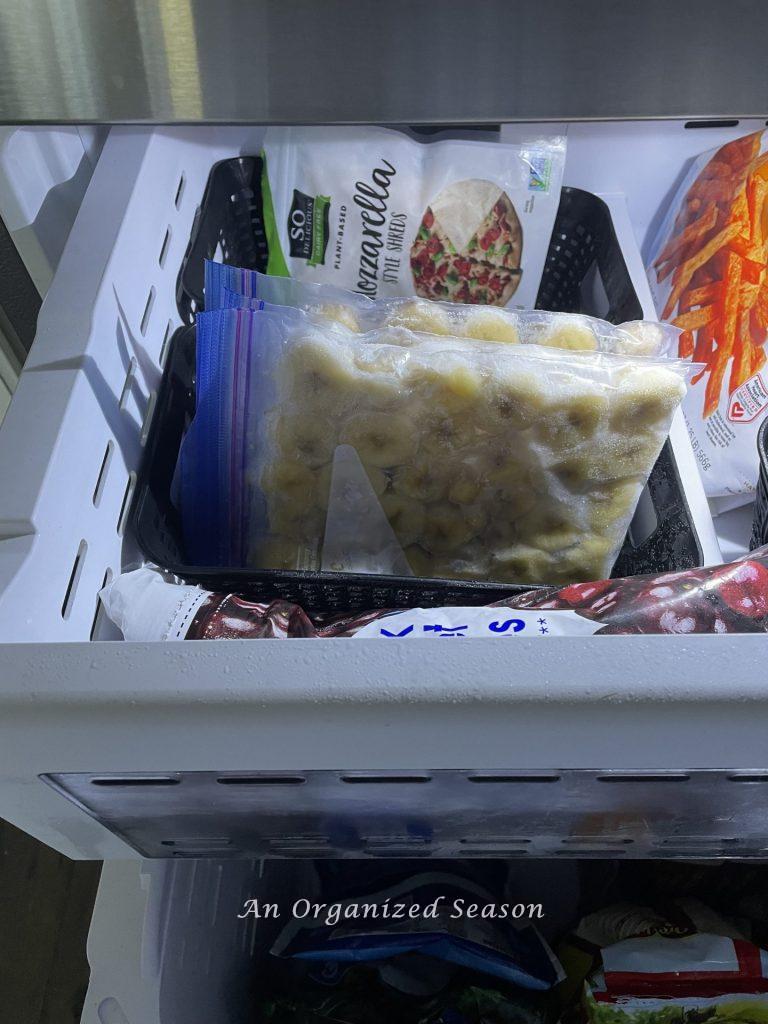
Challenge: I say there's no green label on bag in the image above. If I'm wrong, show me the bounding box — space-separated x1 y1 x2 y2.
310 194 330 266
287 189 330 266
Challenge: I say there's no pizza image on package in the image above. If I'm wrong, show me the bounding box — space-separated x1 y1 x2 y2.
411 179 523 306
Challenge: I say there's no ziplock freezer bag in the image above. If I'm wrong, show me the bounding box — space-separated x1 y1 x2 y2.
256 126 565 307
211 258 679 357
179 306 693 585
647 130 768 500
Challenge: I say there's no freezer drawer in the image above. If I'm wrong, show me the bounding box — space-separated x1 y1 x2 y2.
80 856 578 1024
0 125 763 861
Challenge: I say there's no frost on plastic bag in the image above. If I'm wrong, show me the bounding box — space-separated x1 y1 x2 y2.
181 306 692 586
210 260 681 357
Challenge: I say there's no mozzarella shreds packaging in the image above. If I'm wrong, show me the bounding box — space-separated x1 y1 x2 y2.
207 259 681 358
100 548 768 640
647 130 768 501
257 127 566 308
179 306 692 585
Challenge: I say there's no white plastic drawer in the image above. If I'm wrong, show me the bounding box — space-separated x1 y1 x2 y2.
0 125 765 862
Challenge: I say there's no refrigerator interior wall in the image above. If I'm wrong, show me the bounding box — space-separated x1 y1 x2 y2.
0 123 766 860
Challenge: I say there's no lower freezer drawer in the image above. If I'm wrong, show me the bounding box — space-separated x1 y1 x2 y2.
79 857 579 1024
80 853 768 1024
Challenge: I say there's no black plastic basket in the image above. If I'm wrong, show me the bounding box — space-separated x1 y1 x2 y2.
751 418 768 550
134 172 704 611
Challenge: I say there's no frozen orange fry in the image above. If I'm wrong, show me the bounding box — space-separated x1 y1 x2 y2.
722 132 762 169
727 187 750 230
703 252 742 416
739 281 761 311
654 206 717 267
691 322 717 383
699 159 733 180
684 282 719 306
729 311 754 394
728 235 765 263
739 258 766 285
748 176 768 246
662 222 741 319
750 345 766 376
677 330 695 358
673 305 717 332
755 282 768 329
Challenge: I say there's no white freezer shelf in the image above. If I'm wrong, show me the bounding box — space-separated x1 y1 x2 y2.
0 124 761 861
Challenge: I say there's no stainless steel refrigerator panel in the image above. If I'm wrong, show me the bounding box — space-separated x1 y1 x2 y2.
0 0 767 124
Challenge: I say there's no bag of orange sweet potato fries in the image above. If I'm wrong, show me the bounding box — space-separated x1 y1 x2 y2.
647 130 768 503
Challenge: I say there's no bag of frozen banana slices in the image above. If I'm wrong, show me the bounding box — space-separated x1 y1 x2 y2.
179 306 695 585
209 259 681 357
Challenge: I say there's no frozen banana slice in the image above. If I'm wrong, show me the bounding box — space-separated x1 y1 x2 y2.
275 414 336 468
534 314 598 352
448 464 484 505
404 544 436 578
385 300 452 336
281 335 359 400
615 321 664 357
489 544 553 584
557 535 615 581
587 478 643 531
462 307 520 344
380 493 426 547
312 302 361 333
436 363 485 414
486 452 533 494
339 412 418 468
418 413 479 456
609 365 686 430
261 458 318 503
266 498 325 542
591 433 664 479
479 370 549 434
391 461 447 503
550 455 595 491
422 504 486 554
514 504 580 553
353 343 406 377
255 535 311 571
534 390 609 451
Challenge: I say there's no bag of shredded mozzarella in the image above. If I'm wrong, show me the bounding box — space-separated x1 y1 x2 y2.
256 126 565 308
179 306 693 585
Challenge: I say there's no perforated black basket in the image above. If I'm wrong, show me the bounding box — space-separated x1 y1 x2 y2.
751 418 768 550
133 171 704 611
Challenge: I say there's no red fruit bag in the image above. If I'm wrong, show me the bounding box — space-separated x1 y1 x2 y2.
504 548 768 635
